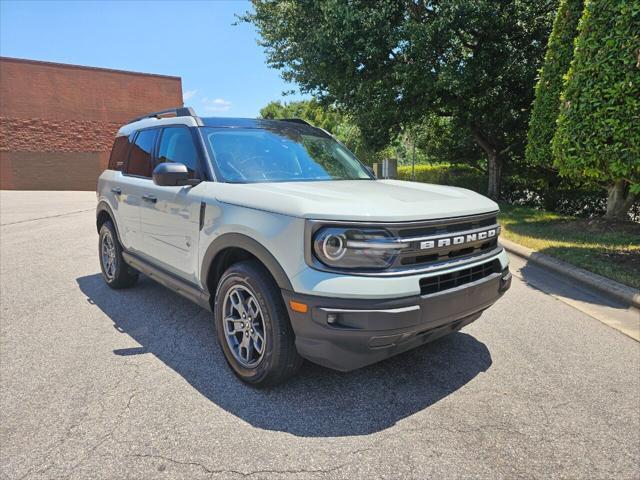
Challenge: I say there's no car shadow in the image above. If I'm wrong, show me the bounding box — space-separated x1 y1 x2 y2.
77 273 492 437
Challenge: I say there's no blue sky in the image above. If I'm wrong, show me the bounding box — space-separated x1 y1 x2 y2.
0 0 307 117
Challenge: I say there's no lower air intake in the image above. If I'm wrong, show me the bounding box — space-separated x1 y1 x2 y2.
419 260 501 295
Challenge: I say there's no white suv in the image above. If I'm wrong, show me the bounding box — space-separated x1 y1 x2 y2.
97 107 511 386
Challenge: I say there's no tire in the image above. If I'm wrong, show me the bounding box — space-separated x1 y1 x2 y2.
99 220 138 289
214 260 303 387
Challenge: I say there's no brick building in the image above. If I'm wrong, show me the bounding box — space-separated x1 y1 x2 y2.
0 57 183 190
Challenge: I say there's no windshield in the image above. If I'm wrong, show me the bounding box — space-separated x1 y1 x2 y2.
203 127 373 183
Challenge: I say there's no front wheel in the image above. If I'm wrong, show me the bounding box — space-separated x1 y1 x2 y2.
214 260 302 387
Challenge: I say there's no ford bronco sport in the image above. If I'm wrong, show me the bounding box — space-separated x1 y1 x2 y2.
97 107 511 386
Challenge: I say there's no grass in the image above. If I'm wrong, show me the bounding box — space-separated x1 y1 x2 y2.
498 205 640 289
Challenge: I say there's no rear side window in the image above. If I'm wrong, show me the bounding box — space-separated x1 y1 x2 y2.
157 127 200 178
126 129 157 177
108 136 130 171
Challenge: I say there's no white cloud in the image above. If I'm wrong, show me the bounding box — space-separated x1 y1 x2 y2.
202 97 232 112
183 89 197 101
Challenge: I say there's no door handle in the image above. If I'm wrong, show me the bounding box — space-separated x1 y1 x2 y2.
142 194 157 203
111 187 122 195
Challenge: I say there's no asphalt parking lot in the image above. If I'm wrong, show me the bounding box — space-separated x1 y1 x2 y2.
1 191 639 480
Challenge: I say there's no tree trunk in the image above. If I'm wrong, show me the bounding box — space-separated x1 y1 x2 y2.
542 173 563 211
472 129 503 201
605 179 636 221
486 151 503 201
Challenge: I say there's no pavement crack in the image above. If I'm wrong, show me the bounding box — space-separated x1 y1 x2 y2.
128 453 349 477
0 208 94 226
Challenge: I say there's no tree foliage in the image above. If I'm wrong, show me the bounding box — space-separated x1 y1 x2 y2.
243 0 556 199
259 99 373 161
526 0 583 168
552 0 640 220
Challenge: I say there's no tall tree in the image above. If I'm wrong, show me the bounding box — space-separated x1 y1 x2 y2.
552 0 639 220
525 0 583 208
260 99 373 160
243 0 556 199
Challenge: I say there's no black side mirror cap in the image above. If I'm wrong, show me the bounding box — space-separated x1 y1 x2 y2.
152 162 200 187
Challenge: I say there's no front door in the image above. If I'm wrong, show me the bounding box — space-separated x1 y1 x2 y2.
138 126 204 284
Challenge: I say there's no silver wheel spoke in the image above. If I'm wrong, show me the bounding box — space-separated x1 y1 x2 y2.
224 316 244 335
230 290 247 318
222 285 267 368
247 297 260 318
239 333 253 363
251 330 264 354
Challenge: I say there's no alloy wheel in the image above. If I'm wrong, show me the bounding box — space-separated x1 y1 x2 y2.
222 285 267 367
101 231 116 280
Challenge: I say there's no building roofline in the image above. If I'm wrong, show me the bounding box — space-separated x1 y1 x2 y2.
0 56 182 81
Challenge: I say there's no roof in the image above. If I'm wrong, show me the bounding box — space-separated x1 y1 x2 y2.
0 56 181 81
201 117 322 133
117 115 324 137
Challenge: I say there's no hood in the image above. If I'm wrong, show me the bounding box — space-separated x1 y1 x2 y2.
204 179 498 222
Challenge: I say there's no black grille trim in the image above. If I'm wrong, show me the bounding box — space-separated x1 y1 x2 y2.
399 215 497 238
419 260 501 295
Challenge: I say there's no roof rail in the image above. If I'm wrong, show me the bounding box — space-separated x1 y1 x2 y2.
279 118 312 126
127 107 197 124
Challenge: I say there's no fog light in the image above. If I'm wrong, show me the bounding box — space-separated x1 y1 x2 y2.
327 313 338 324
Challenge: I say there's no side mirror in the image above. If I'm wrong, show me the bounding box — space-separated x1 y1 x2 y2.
152 163 200 187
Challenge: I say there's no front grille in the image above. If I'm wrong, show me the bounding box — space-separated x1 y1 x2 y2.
419 260 501 295
399 238 498 266
387 212 501 270
306 211 502 276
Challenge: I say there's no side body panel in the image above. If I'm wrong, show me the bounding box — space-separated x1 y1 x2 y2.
97 169 139 250
139 183 207 284
197 200 306 291
117 174 151 251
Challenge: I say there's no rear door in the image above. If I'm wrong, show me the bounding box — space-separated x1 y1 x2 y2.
138 126 204 283
119 128 158 253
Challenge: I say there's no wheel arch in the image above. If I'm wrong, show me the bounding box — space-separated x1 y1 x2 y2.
201 233 293 298
96 201 121 241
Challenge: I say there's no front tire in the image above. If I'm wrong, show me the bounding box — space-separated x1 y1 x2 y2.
214 260 302 387
99 221 138 289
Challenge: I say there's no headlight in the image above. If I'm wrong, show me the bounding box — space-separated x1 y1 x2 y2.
313 227 408 270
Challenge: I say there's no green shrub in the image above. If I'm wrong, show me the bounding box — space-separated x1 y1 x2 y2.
396 163 640 220
552 0 640 219
526 0 583 168
397 164 487 193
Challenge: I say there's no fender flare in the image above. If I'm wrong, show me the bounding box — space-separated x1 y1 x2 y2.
200 233 293 292
96 201 121 240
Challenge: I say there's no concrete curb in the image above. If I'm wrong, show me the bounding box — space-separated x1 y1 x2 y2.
501 238 640 309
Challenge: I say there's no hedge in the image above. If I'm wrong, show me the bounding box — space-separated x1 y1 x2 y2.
397 164 486 192
396 163 640 220
552 0 640 193
525 0 583 168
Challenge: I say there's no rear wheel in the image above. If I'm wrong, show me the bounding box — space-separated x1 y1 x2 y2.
214 260 302 387
99 221 138 289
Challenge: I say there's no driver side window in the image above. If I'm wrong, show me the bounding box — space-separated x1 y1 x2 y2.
157 127 200 179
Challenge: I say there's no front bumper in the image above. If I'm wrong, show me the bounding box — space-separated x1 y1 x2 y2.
283 267 511 371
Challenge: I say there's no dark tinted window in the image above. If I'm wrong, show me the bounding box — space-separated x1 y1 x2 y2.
157 127 200 178
126 129 157 177
108 136 130 171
